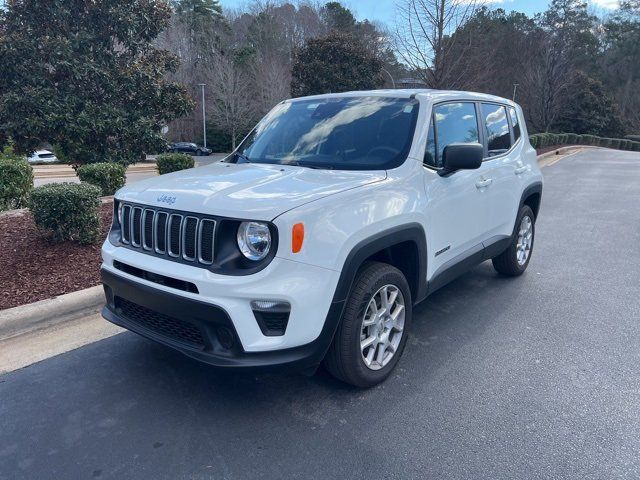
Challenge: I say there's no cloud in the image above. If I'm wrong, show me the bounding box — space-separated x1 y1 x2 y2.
590 0 619 8
456 0 513 4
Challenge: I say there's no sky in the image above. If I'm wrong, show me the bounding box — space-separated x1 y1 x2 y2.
219 0 622 25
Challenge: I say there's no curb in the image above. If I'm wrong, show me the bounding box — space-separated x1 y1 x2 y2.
0 285 104 341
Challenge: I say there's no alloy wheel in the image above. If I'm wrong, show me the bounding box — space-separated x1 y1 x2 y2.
360 284 405 371
516 215 533 266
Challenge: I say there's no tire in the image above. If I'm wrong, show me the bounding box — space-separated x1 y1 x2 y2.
196 149 203 156
324 261 412 388
492 205 535 276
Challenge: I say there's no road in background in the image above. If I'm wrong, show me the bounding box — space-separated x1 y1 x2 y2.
32 154 228 187
1 149 639 479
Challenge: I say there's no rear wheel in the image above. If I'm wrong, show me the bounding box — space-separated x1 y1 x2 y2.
324 261 412 388
492 205 535 276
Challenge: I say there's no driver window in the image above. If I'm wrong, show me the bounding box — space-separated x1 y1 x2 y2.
432 103 479 166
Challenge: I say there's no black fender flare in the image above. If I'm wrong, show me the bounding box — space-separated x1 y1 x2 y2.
331 222 428 305
519 181 543 218
310 223 428 365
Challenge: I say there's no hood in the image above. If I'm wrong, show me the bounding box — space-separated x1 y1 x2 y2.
116 162 386 220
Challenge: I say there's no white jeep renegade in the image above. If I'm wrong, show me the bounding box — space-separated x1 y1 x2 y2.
101 90 543 387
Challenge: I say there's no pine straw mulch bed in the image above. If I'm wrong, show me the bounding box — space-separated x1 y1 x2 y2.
0 202 112 310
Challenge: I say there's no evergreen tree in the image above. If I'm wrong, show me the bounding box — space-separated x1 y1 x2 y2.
0 0 193 164
291 32 383 97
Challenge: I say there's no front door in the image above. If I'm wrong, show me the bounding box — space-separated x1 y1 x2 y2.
422 101 494 278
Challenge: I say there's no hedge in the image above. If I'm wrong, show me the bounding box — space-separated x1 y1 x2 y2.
0 153 33 211
29 182 102 244
156 153 195 175
530 132 640 152
76 162 126 196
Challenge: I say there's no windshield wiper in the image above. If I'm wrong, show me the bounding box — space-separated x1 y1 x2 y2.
233 151 252 164
283 160 333 170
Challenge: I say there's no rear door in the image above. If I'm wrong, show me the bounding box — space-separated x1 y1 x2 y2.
477 103 522 240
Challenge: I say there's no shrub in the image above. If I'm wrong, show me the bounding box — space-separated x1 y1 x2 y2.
537 133 549 148
156 153 195 175
566 133 579 145
599 138 611 148
585 135 599 146
625 135 640 142
76 162 126 196
632 142 640 152
610 139 621 149
529 135 539 148
0 153 33 211
29 182 102 244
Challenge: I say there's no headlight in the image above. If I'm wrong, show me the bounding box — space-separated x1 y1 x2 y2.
237 221 271 261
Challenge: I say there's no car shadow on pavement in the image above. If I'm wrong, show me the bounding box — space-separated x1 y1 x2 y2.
86 259 528 402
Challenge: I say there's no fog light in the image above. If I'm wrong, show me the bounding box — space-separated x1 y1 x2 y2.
251 300 291 336
250 300 290 312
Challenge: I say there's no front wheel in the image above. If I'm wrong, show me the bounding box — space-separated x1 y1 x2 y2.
492 205 535 276
324 261 412 388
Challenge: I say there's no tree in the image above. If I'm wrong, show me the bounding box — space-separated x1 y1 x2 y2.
553 72 626 137
206 51 257 150
0 0 193 164
291 32 383 97
174 0 223 22
321 2 356 32
523 0 599 132
439 7 539 94
603 0 640 131
394 0 480 88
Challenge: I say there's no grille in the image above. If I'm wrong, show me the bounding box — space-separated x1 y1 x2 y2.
120 203 215 266
115 297 205 348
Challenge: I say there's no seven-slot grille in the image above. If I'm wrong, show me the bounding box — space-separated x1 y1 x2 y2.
119 203 216 265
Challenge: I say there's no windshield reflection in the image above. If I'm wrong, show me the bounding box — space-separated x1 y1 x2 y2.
230 97 419 171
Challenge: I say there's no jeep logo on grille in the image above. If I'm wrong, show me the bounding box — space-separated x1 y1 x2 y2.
157 194 177 205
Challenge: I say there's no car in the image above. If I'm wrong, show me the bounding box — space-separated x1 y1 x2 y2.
101 90 543 387
27 149 58 164
167 142 212 156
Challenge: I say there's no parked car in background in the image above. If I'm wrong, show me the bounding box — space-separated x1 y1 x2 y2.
27 150 58 164
168 142 212 156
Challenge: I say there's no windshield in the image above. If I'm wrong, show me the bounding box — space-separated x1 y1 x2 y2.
230 96 419 170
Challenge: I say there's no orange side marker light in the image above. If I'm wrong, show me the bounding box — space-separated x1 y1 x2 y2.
292 223 304 253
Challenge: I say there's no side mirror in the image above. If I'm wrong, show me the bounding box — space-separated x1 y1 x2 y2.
438 143 483 176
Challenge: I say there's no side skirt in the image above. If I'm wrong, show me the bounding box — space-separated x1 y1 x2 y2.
425 235 511 297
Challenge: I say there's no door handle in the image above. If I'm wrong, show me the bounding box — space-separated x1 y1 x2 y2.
515 165 528 175
475 178 493 189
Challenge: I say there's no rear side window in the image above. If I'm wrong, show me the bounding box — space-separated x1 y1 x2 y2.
509 107 521 141
430 102 479 167
481 103 511 156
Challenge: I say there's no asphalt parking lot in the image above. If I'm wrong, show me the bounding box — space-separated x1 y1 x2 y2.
1 149 639 480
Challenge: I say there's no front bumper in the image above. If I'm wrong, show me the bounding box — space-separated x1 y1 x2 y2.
101 268 345 370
